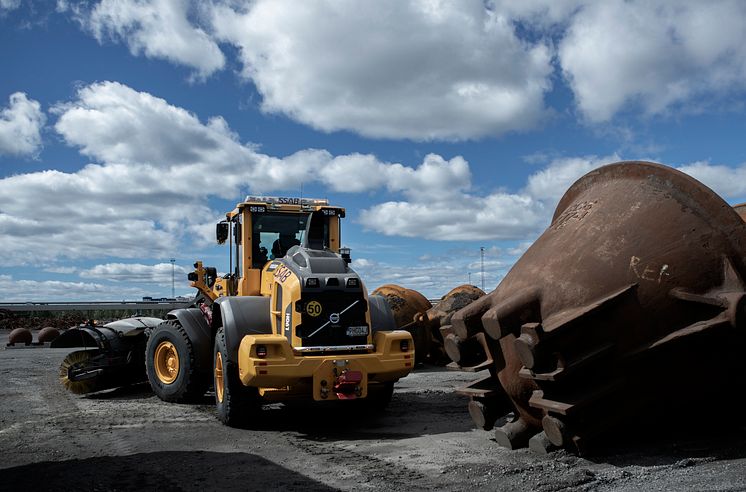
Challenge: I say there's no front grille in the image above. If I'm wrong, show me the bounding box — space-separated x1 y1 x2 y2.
296 291 368 348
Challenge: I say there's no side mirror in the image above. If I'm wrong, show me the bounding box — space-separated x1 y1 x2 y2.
216 222 229 244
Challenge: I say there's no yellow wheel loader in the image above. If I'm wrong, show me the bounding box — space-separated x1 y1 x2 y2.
57 196 414 426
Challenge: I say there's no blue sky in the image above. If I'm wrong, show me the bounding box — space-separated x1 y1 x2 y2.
2 0 746 301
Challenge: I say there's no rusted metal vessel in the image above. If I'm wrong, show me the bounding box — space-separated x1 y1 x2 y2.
8 328 32 345
371 284 432 363
37 326 60 343
423 285 485 329
734 202 746 222
374 284 486 364
423 285 486 365
449 161 746 453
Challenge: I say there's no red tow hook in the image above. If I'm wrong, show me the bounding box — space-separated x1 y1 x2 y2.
334 370 362 399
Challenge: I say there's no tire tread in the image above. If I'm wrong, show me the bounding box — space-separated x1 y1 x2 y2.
146 320 209 403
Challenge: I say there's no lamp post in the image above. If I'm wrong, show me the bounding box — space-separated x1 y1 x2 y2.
170 258 175 298
480 247 485 291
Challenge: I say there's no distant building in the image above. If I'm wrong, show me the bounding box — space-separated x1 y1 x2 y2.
142 296 193 303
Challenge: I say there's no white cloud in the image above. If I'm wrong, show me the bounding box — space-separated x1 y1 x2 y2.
524 154 621 206
359 154 622 241
0 81 501 264
80 262 188 284
78 0 224 79
0 274 146 302
323 153 470 198
44 266 78 274
205 0 746 129
0 92 46 157
1 82 249 264
506 241 533 257
676 161 746 201
558 1 746 122
0 82 622 263
54 81 248 171
316 154 391 193
53 82 475 197
0 0 20 12
360 193 546 241
359 156 746 243
56 1 746 132
489 1 581 27
9 79 745 273
208 0 552 140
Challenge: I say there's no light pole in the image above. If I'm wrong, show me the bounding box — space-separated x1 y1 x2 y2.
468 272 471 285
480 247 485 291
170 258 175 298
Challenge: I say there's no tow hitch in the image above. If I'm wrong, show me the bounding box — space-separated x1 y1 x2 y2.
334 370 362 399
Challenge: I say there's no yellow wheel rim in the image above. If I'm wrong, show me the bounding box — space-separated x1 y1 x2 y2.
154 341 180 384
215 351 224 403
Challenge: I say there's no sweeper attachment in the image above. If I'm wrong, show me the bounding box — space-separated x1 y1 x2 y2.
52 317 162 394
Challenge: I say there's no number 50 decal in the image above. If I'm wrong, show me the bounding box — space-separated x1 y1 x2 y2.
306 301 322 317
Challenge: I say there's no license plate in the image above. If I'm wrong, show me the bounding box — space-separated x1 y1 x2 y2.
346 325 368 337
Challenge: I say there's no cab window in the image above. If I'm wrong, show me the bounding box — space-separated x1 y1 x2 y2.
251 213 308 267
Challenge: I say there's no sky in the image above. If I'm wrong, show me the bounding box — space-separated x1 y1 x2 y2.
2 0 746 301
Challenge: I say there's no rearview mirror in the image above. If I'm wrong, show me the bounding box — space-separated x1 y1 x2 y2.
216 222 229 244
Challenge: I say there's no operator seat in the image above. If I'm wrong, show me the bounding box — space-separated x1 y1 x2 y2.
271 233 301 259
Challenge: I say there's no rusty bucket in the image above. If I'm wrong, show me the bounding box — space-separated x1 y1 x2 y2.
371 284 432 363
424 284 486 365
450 161 746 452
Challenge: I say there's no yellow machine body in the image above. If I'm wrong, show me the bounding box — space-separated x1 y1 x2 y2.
189 196 414 402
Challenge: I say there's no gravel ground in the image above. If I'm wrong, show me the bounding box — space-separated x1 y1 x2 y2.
2 331 746 491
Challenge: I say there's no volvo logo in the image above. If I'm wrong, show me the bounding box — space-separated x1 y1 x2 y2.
329 313 340 324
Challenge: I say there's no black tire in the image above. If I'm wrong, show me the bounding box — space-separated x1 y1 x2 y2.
364 381 395 411
145 320 209 402
368 295 397 333
213 327 259 427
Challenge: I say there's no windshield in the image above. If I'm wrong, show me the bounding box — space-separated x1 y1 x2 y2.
252 213 308 266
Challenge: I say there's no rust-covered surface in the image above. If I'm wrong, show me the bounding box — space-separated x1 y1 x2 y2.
37 327 61 343
734 202 746 222
425 285 485 328
373 284 485 364
424 284 486 365
448 161 746 453
371 284 432 363
8 328 32 345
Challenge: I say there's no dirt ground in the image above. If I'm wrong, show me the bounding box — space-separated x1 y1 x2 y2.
2 332 746 491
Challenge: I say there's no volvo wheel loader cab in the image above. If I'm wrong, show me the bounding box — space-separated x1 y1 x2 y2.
145 196 414 425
